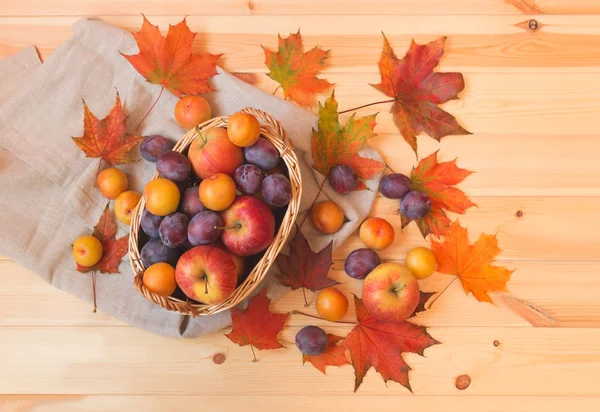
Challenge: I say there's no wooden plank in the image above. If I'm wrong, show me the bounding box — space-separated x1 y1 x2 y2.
4 15 600 72
1 325 600 395
2 0 599 17
2 394 600 412
1 259 597 328
333 196 600 262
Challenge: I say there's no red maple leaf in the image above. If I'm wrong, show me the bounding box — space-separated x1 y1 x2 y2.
275 229 338 305
402 150 475 237
264 31 333 106
372 34 470 155
303 334 349 374
343 296 439 392
76 204 129 274
225 290 289 361
122 16 221 97
72 92 144 171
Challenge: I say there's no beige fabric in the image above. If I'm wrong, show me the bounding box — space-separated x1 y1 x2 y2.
0 18 383 337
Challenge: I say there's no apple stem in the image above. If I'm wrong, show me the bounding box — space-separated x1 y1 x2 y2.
292 310 356 325
204 275 209 295
426 277 458 310
195 127 207 144
91 271 97 313
213 224 242 231
250 345 257 362
393 284 407 294
298 175 328 229
338 99 395 115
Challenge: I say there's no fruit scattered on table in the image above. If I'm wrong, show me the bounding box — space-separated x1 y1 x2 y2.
199 173 237 211
233 164 263 195
97 167 128 199
379 173 411 199
295 325 328 356
405 246 437 279
227 111 261 147
261 174 292 207
72 235 103 267
359 217 394 250
142 262 177 297
315 287 348 321
114 190 142 225
188 127 244 179
362 262 419 322
310 200 344 234
399 190 431 220
244 137 279 171
174 95 212 129
175 245 237 304
140 135 175 162
143 178 180 216
156 151 191 182
329 164 358 194
344 248 381 279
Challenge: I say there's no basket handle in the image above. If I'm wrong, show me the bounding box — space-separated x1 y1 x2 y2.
240 107 293 156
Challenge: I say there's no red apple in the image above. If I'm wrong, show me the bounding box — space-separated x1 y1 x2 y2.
221 195 275 257
175 245 237 304
362 263 419 322
187 127 244 179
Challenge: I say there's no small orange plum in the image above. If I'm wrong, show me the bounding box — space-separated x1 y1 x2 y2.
359 217 395 250
143 178 180 216
316 287 349 321
174 96 212 129
199 173 237 211
227 112 261 147
310 201 344 234
97 167 128 199
143 262 177 297
114 190 142 225
405 246 437 279
72 235 103 267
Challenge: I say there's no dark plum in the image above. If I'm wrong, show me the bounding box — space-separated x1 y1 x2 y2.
295 325 328 356
329 164 358 194
140 238 180 267
180 186 206 217
187 211 222 246
380 173 411 199
157 151 191 182
140 208 164 238
400 190 432 220
233 164 263 195
159 212 190 248
244 137 279 171
140 135 175 162
261 174 292 207
344 248 381 279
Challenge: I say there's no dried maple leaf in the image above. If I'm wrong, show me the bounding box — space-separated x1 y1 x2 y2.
311 92 383 188
372 34 470 155
414 291 436 315
122 16 221 97
343 296 439 392
264 30 333 106
430 221 514 304
275 229 338 304
303 334 349 374
72 92 144 169
225 290 289 361
402 150 475 238
77 204 129 274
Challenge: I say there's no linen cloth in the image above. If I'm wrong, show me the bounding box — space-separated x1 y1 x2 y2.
0 18 383 337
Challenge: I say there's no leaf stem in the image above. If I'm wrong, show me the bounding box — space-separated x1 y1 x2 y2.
292 310 356 325
250 345 257 362
91 271 97 313
95 159 103 183
272 85 282 96
426 277 458 310
338 99 395 115
302 288 309 307
136 86 165 130
298 175 328 229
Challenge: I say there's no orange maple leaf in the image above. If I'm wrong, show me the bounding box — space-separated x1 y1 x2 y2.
122 16 221 97
72 92 144 169
402 150 475 237
225 290 289 361
303 334 349 374
343 296 439 392
372 34 470 155
264 31 333 106
77 204 129 274
311 92 384 188
430 221 514 304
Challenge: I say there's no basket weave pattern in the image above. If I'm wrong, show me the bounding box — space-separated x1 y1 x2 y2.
129 108 302 316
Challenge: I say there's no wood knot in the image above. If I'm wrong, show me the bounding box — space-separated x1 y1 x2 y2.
455 374 471 390
212 353 226 364
493 340 500 347
528 19 539 31
248 0 255 11
515 210 524 219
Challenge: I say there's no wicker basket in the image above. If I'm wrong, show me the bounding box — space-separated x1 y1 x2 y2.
129 108 302 316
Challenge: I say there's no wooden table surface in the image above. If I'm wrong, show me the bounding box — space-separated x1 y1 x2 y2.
2 1 600 411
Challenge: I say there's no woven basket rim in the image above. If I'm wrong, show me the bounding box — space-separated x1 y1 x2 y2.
129 107 302 317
